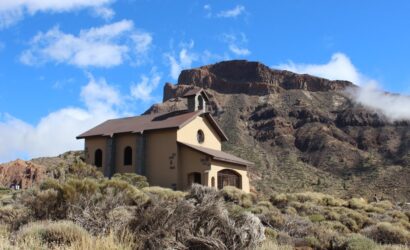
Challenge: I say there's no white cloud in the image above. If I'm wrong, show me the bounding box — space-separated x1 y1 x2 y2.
130 70 161 102
274 52 410 121
274 53 369 85
165 41 198 80
349 83 410 121
217 5 245 18
0 0 115 28
93 6 115 20
203 4 212 18
228 44 250 56
131 32 153 54
20 20 152 68
0 74 124 163
222 33 251 56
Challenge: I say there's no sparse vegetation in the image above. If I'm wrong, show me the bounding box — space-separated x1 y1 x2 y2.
0 159 409 249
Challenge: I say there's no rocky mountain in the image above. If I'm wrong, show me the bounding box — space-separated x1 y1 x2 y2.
147 60 410 202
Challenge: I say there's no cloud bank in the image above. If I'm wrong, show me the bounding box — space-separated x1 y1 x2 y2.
0 0 115 28
0 75 126 163
20 20 152 68
275 53 410 121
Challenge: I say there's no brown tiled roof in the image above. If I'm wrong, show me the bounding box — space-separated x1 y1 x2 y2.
77 110 228 141
183 88 210 101
178 142 253 167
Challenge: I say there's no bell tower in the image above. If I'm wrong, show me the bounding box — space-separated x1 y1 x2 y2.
183 88 209 112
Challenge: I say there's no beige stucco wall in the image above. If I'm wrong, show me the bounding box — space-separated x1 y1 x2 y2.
209 161 250 193
177 116 222 150
145 129 179 189
178 145 212 190
114 133 137 174
84 137 107 172
81 116 250 193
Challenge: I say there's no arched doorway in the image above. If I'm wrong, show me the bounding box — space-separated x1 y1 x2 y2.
188 172 202 186
94 149 103 168
217 169 241 189
123 146 132 166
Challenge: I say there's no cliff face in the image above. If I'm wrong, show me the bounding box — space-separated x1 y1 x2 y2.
149 60 410 201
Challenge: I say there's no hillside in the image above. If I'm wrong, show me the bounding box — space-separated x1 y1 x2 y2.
146 60 410 202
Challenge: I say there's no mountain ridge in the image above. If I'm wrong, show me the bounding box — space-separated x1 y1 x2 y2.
148 60 410 201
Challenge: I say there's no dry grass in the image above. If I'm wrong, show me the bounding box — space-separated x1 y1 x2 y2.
1 163 409 250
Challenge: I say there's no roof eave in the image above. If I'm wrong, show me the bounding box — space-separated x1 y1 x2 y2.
201 113 229 141
212 157 253 167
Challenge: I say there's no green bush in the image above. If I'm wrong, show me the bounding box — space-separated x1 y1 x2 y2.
0 205 30 230
343 234 377 250
270 193 288 208
361 222 410 245
102 179 149 205
264 227 278 240
112 173 149 189
371 200 394 210
348 198 368 210
221 186 255 208
67 161 104 179
142 186 186 201
18 220 88 247
309 214 325 223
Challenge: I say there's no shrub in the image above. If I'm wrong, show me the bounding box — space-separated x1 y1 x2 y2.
0 205 30 231
343 234 377 250
364 204 385 213
18 220 88 247
361 222 410 244
264 227 278 239
256 239 293 250
348 198 368 210
270 193 288 208
69 231 136 250
251 200 276 214
67 161 104 180
320 220 350 233
67 184 148 234
142 186 186 201
388 210 408 220
221 186 255 208
258 210 285 228
112 173 149 189
289 201 322 216
372 200 394 210
20 188 66 220
129 184 265 249
309 214 325 223
101 179 149 205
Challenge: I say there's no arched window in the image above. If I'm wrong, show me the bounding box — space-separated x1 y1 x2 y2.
197 95 204 110
124 146 132 166
188 172 201 186
217 169 242 189
211 177 215 187
94 149 103 168
197 130 205 144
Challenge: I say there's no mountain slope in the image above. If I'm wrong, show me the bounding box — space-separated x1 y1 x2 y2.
147 60 410 201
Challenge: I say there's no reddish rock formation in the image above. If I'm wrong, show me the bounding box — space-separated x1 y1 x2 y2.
0 159 46 189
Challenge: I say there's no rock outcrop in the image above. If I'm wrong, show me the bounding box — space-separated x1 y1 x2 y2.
0 159 46 189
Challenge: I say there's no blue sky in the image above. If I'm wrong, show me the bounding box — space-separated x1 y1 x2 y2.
0 0 409 162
